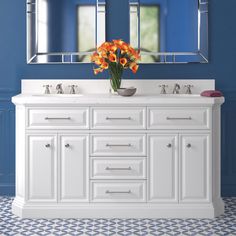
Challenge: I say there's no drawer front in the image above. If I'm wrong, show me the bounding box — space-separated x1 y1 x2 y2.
91 181 146 202
27 108 89 129
148 107 210 129
91 158 146 179
90 134 146 156
91 107 146 129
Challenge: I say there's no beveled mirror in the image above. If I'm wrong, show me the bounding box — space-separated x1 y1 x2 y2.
129 0 208 63
27 0 106 64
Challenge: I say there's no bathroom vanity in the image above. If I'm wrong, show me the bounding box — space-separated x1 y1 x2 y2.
12 80 224 218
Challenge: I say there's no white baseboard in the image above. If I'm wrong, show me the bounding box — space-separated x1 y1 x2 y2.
12 198 225 219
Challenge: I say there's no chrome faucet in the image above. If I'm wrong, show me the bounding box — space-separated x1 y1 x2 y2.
172 83 180 94
56 83 64 94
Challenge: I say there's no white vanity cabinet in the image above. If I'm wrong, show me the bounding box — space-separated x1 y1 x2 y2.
149 133 210 203
27 133 89 203
12 91 225 218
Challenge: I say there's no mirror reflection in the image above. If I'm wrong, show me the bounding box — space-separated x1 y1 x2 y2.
27 0 106 64
130 0 208 63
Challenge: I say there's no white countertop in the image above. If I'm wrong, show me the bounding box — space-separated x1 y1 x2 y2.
12 93 225 106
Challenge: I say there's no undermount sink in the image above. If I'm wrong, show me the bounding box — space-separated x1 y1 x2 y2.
31 94 202 98
32 94 84 97
157 94 201 97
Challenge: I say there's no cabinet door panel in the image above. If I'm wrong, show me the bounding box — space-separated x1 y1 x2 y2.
149 135 178 202
180 134 210 202
28 135 57 201
60 135 88 202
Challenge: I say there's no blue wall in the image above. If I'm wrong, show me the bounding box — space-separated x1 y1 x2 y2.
0 0 236 196
165 0 198 52
139 0 198 58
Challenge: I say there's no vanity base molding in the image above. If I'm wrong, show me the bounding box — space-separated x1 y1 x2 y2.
12 198 224 219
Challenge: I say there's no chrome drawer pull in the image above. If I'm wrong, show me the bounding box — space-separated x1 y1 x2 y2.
166 117 192 120
106 144 132 147
106 190 131 194
45 117 71 120
106 117 132 120
105 167 132 171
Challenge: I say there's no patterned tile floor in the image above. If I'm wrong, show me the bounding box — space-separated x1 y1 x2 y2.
0 197 236 235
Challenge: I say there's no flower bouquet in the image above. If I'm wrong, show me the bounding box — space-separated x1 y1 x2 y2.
91 39 141 92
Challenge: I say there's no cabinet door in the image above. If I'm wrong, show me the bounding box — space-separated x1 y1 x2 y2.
59 135 88 202
180 134 211 203
148 135 178 202
28 135 57 201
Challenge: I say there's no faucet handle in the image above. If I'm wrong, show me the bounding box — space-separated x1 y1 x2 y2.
68 85 78 94
184 84 194 94
43 85 52 94
159 84 168 94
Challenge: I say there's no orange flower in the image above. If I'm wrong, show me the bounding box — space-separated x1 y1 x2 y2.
98 42 111 51
91 52 99 62
95 57 104 65
101 62 109 69
108 53 117 62
92 40 140 75
93 67 103 75
113 39 124 46
129 48 141 60
120 42 129 52
120 58 127 67
100 50 108 58
109 45 117 53
130 63 139 73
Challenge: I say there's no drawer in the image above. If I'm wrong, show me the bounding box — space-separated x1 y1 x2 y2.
27 108 89 129
91 107 146 129
91 158 146 179
91 181 146 202
90 134 146 156
148 107 210 129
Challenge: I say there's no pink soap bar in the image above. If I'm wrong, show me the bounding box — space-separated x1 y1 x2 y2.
200 90 223 97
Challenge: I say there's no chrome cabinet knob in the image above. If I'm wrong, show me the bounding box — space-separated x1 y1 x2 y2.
167 143 172 148
45 144 50 148
186 143 191 148
65 144 70 148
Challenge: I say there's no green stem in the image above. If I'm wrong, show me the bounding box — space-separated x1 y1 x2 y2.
109 63 123 92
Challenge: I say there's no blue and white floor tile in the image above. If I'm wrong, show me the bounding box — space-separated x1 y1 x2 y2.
0 197 236 235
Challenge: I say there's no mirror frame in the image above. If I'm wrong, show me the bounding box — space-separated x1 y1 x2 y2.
129 0 209 64
26 0 106 64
